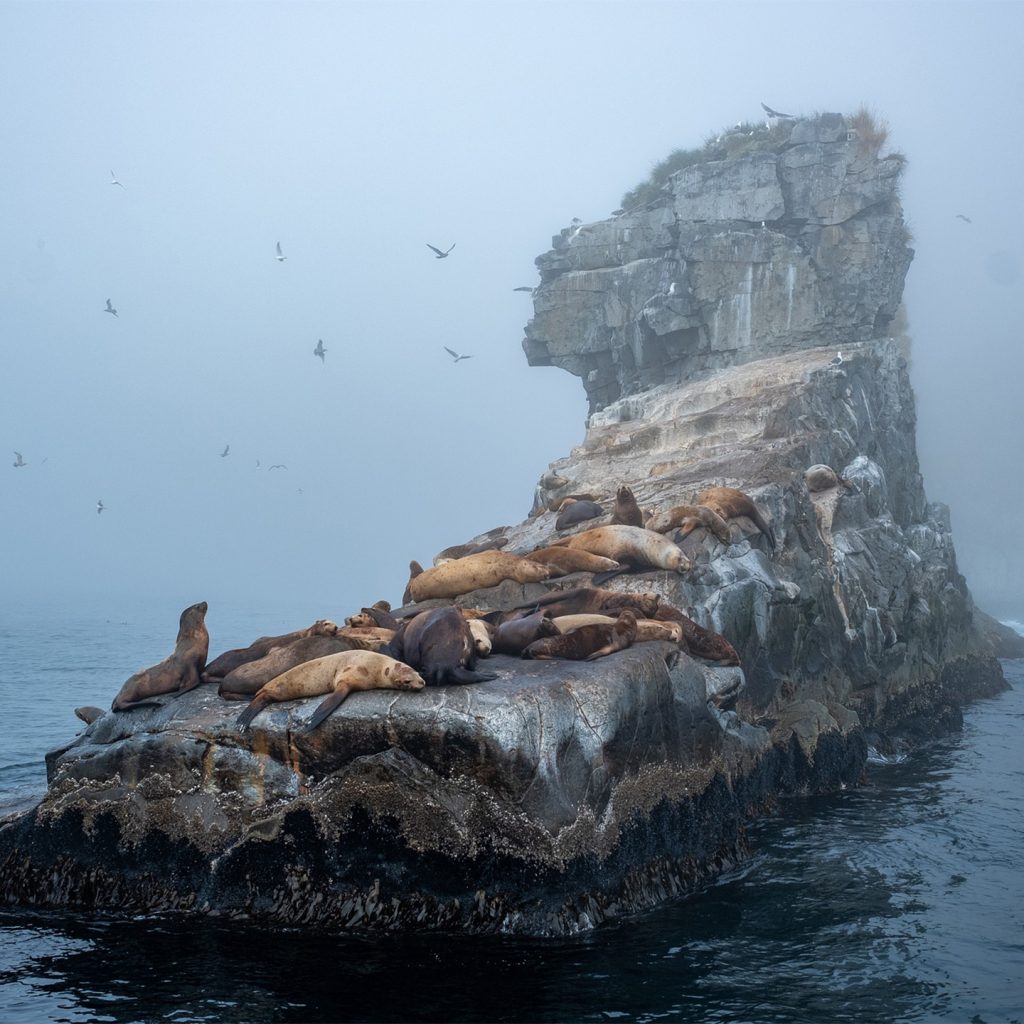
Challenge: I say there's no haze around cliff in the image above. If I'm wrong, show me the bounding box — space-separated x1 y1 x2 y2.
1 1 1021 620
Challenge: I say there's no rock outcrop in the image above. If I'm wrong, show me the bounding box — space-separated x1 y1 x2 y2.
0 112 1005 936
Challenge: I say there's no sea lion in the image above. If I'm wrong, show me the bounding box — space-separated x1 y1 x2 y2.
555 499 604 531
345 605 402 630
236 650 424 731
552 615 684 643
654 601 740 665
467 617 494 656
610 485 644 527
695 487 776 550
492 610 560 655
434 537 509 565
550 525 692 574
804 465 854 493
406 550 551 602
546 492 597 513
217 635 354 700
402 561 424 605
523 610 638 661
337 626 395 651
525 547 620 577
111 601 210 711
202 618 339 681
74 706 105 725
511 587 660 620
647 505 732 545
388 606 498 685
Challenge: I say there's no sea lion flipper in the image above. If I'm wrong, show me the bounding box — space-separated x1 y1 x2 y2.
236 695 270 730
591 565 633 586
584 644 616 661
447 667 498 684
305 687 352 731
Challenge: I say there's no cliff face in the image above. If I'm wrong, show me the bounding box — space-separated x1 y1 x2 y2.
524 114 912 413
0 113 1005 937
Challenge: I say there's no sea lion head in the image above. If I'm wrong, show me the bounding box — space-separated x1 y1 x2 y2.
181 601 208 627
467 618 494 656
346 611 376 628
311 619 340 636
664 546 692 573
384 661 426 691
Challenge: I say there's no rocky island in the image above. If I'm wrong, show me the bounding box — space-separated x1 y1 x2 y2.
0 112 1008 935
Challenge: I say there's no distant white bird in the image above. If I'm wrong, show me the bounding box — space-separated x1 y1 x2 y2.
444 346 472 363
110 170 125 189
313 339 326 363
427 242 455 259
96 499 105 515
13 451 26 468
831 351 844 366
269 464 287 470
104 298 118 317
275 241 287 262
220 444 230 458
761 102 794 119
513 286 533 292
668 282 677 296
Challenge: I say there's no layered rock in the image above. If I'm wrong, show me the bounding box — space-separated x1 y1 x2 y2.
0 113 1005 936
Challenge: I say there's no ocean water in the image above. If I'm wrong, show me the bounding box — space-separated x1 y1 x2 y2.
1 601 1022 1023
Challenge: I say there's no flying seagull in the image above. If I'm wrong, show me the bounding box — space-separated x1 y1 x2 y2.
426 243 455 259
761 102 794 118
104 298 118 317
269 464 287 470
955 213 972 223
13 451 26 468
110 170 125 189
513 286 533 292
220 444 230 458
275 241 287 262
444 346 472 363
313 339 326 363
96 499 105 515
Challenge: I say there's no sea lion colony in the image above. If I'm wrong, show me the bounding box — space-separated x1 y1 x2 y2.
99 479 777 728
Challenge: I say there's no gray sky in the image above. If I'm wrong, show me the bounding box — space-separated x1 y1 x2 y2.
2 1 1022 618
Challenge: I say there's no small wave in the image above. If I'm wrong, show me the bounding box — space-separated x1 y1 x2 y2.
998 618 1024 637
866 745 908 765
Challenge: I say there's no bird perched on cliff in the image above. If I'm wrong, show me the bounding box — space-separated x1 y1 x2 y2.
96 499 105 515
955 213 972 223
444 346 472 363
104 298 118 317
275 241 287 262
313 339 326 363
831 351 844 366
220 444 230 458
109 170 125 189
427 242 455 259
13 452 26 468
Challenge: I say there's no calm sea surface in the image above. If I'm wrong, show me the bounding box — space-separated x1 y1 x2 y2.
1 599 1022 1023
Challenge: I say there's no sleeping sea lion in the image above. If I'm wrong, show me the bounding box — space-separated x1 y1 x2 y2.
695 487 775 550
523 610 638 661
112 601 210 711
217 635 354 700
654 601 740 665
75 706 105 725
546 492 597 513
345 605 402 630
555 499 604 530
804 465 854 493
646 505 732 544
610 485 644 527
388 606 498 685
525 547 620 577
552 615 683 643
337 626 395 651
236 650 424 731
202 618 339 681
434 537 510 565
492 610 560 655
406 550 551 602
511 587 660 620
550 525 691 574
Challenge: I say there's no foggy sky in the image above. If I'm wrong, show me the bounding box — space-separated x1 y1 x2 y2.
2 1 1022 623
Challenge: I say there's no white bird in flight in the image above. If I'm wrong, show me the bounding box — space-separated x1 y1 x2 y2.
110 170 125 189
220 444 230 458
444 346 472 363
275 241 287 262
104 298 118 317
427 243 455 259
13 452 27 468
96 499 105 515
313 339 326 363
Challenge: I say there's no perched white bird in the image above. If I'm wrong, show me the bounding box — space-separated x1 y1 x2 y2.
427 242 455 259
275 241 287 262
13 451 26 468
104 298 118 317
110 170 125 189
830 351 844 366
313 339 326 363
444 346 472 363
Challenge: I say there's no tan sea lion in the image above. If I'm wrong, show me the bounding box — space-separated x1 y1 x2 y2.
647 505 732 545
555 499 604 531
525 547 620 577
217 635 354 700
492 610 560 655
434 537 510 564
345 605 402 630
467 618 494 656
202 618 338 681
406 550 551 602
511 587 660 620
552 615 683 643
610 485 644 527
112 601 210 711
695 487 776 550
546 492 597 512
337 626 395 651
523 610 638 661
804 465 854 493
236 650 424 730
550 525 691 574
654 601 740 665
388 606 498 685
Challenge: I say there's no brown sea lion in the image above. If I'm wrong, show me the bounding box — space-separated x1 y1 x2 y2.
804 465 854 493
434 537 510 564
555 498 604 531
552 615 684 643
512 587 660 620
695 487 776 550
337 626 395 651
550 525 691 574
523 610 638 661
74 706 105 725
492 610 560 655
111 601 210 711
647 505 732 545
546 492 597 513
388 606 498 685
610 485 644 527
202 618 339 681
525 547 620 577
654 602 740 665
217 635 354 700
345 605 402 630
236 650 424 731
406 551 551 602
402 561 424 605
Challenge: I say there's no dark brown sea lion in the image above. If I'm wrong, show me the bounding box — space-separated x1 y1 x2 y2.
388 606 498 685
523 610 638 661
512 587 659 620
403 561 424 605
695 487 775 550
551 615 684 643
610 485 644 527
647 505 732 544
202 618 338 681
345 605 402 630
74 706 105 725
546 493 597 513
217 635 354 700
654 601 740 665
525 547 620 576
111 601 210 711
492 610 560 655
555 499 604 530
236 650 424 731
434 537 510 563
